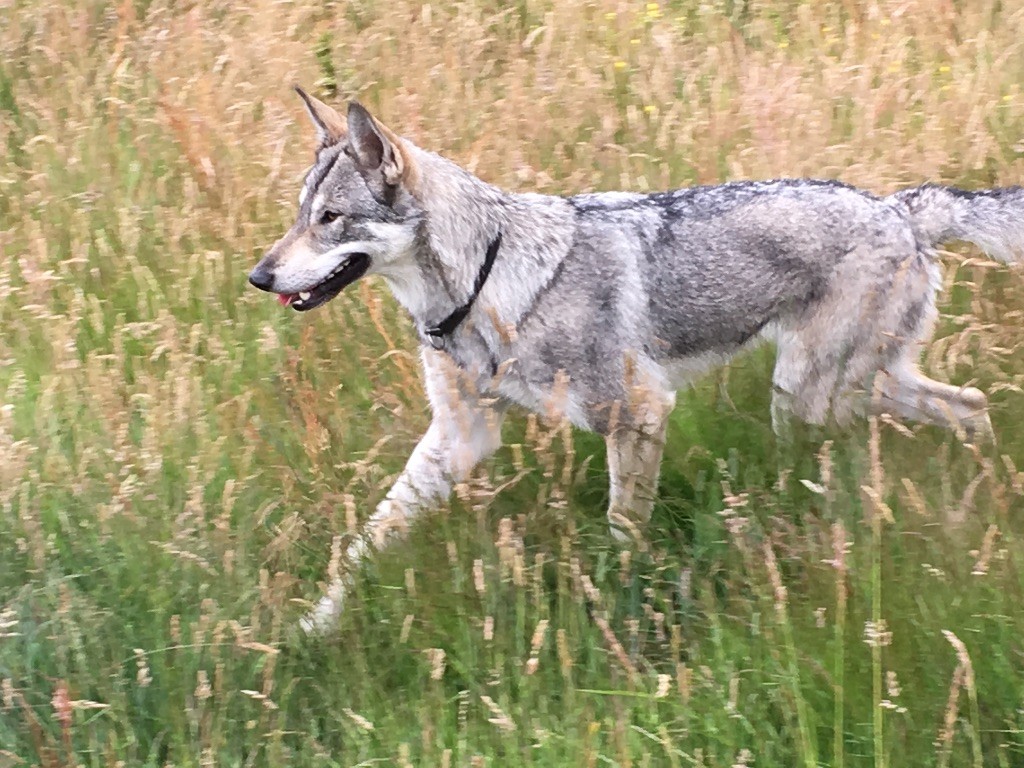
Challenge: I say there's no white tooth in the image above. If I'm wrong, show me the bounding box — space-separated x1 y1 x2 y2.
299 291 311 300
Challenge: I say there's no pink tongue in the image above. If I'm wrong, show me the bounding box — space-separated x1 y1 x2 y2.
278 293 296 307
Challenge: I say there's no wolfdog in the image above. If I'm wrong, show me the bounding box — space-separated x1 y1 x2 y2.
249 89 1022 632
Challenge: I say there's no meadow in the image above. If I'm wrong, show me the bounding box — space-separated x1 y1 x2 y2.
2 0 1024 764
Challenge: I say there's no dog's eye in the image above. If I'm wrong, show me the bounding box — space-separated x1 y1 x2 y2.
319 210 341 225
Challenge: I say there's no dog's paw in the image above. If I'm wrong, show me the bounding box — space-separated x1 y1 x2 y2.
607 511 648 550
965 411 995 446
299 581 346 636
608 521 633 545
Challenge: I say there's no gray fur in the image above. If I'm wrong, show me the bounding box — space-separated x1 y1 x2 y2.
893 183 1024 262
249 97 1020 632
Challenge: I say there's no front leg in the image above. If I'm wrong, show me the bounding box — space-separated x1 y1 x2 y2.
302 350 506 633
606 387 675 544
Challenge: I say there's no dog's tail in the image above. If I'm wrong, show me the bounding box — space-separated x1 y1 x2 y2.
891 183 1024 263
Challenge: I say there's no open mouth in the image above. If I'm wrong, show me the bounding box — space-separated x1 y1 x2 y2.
278 254 371 312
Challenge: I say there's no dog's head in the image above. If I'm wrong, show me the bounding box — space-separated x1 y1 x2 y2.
249 89 422 311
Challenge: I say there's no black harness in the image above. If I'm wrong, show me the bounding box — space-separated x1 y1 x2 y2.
423 231 502 349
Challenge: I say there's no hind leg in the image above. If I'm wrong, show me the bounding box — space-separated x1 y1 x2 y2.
874 363 993 441
770 387 796 442
771 243 987 436
770 328 833 438
770 386 803 447
770 336 832 479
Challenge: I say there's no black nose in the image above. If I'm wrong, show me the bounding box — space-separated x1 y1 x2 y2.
248 265 274 291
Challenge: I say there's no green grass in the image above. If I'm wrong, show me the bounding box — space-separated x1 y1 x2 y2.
3 0 1024 765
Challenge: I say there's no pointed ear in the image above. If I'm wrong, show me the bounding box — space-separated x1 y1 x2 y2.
294 86 346 146
347 101 405 187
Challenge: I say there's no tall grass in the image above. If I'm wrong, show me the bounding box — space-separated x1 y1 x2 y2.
2 0 1024 764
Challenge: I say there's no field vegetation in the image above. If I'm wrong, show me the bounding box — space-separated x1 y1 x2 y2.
2 0 1024 764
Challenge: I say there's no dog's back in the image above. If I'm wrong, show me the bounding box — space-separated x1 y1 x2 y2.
568 181 909 362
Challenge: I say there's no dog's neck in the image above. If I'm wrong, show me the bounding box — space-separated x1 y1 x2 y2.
381 145 509 329
380 144 576 358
